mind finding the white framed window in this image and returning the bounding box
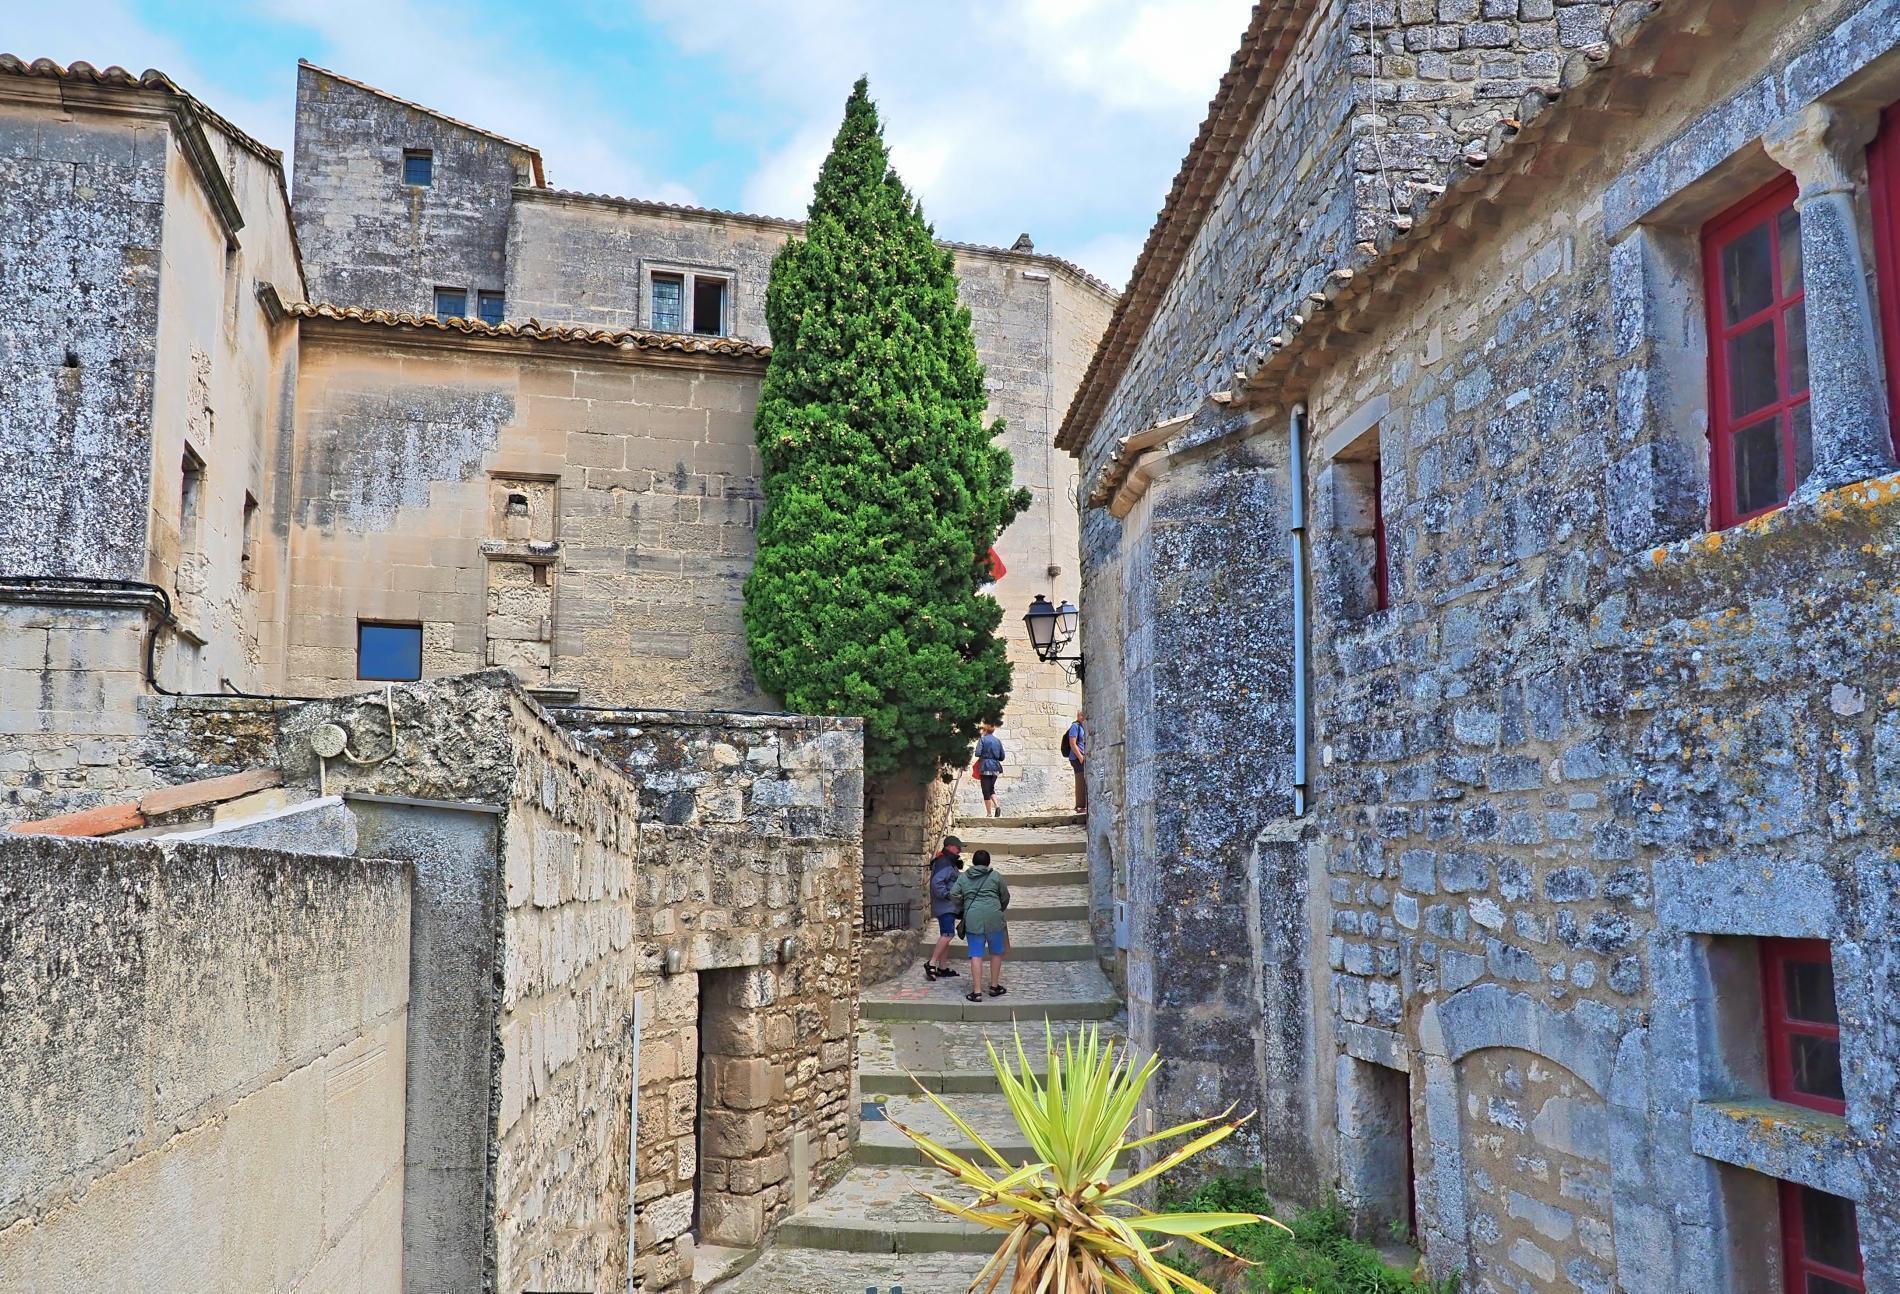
[646,266,730,336]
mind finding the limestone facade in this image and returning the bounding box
[1066,0,1900,1289]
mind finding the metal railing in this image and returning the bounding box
[862,901,914,932]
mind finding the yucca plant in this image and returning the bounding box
[888,1023,1289,1293]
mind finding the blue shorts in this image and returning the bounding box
[966,929,1006,958]
[936,912,957,937]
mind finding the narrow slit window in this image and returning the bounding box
[1762,937,1845,1114]
[477,291,505,326]
[180,445,205,545]
[240,491,258,587]
[357,622,423,682]
[1372,452,1389,612]
[651,273,684,332]
[693,276,728,336]
[1780,1182,1864,1293]
[434,286,468,320]
[403,149,433,186]
[1703,178,1809,527]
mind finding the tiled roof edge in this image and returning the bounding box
[521,186,1118,299]
[0,54,283,166]
[297,59,546,185]
[288,301,772,358]
[1054,0,1315,453]
[1080,1,1678,508]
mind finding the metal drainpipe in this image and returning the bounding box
[1289,402,1310,817]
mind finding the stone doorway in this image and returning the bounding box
[694,966,780,1249]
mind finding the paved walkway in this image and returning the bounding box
[707,815,1120,1293]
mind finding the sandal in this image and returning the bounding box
[935,964,958,976]
[924,965,941,980]
[966,992,983,1003]
[988,985,1008,998]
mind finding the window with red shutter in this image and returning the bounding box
[1780,1181,1865,1294]
[1761,938,1845,1115]
[1702,178,1810,527]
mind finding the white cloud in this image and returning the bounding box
[634,0,1251,279]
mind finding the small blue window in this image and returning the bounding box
[651,273,683,332]
[477,292,505,326]
[403,150,433,186]
[433,287,467,319]
[357,623,422,681]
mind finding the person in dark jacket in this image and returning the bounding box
[924,835,963,981]
[951,848,1010,1001]
[974,723,1006,817]
[1064,711,1088,812]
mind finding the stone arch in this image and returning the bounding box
[1415,988,1631,1291]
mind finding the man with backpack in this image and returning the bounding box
[973,723,1006,818]
[951,848,1010,1001]
[1063,710,1088,812]
[923,835,964,981]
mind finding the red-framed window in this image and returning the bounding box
[1762,938,1845,1115]
[1867,102,1900,452]
[1372,453,1390,612]
[1702,178,1810,527]
[1780,1182,1864,1293]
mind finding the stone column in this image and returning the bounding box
[1763,103,1896,498]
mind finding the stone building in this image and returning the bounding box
[0,55,1113,837]
[1065,0,1900,1290]
[0,672,864,1292]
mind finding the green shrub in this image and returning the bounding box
[1145,1177,1460,1294]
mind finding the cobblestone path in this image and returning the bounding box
[707,814,1122,1294]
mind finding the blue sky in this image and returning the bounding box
[9,1,1256,287]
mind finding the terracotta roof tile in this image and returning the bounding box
[289,301,771,358]
[0,54,283,165]
[524,187,1117,299]
[1054,0,1315,452]
[298,60,546,186]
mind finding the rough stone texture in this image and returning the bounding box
[0,834,410,1292]
[1071,0,1900,1288]
[292,63,536,316]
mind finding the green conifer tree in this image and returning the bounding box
[743,78,1028,780]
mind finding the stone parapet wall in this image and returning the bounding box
[0,835,411,1291]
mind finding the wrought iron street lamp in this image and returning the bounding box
[1023,594,1084,679]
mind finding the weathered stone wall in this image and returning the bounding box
[862,769,959,930]
[0,91,164,582]
[285,325,771,707]
[1082,0,1615,486]
[292,63,536,316]
[1078,0,1900,1288]
[0,834,411,1290]
[507,190,1112,807]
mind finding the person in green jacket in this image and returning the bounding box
[951,848,1010,1002]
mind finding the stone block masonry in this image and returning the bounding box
[0,834,411,1292]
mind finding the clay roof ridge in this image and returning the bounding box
[1054,0,1312,452]
[527,186,1117,298]
[0,54,283,166]
[287,300,771,357]
[297,59,546,185]
[1080,0,1676,509]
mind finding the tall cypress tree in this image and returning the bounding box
[743,78,1027,780]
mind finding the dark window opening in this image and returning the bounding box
[1762,938,1844,1114]
[477,291,505,326]
[506,492,530,515]
[1780,1182,1864,1293]
[240,492,258,587]
[1703,178,1810,527]
[1372,453,1390,612]
[693,277,728,336]
[1863,102,1900,454]
[651,273,684,332]
[403,149,433,186]
[358,622,423,681]
[434,286,468,320]
[180,445,205,544]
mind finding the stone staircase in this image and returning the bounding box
[707,814,1120,1293]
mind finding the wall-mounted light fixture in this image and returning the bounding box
[1023,594,1084,680]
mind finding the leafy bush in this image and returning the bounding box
[1147,1178,1459,1294]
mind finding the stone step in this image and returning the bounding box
[916,936,1094,962]
[971,811,1084,830]
[857,1093,1031,1165]
[857,1017,1130,1095]
[770,1165,999,1254]
[705,1245,991,1292]
[945,826,1084,857]
[860,960,1120,1023]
